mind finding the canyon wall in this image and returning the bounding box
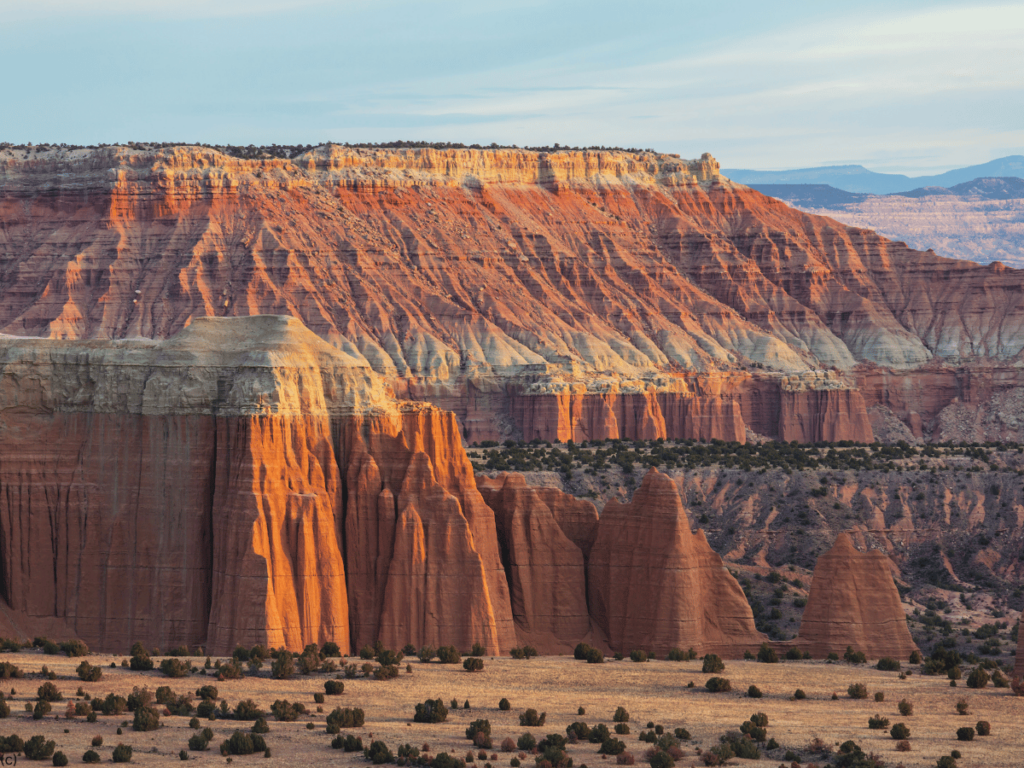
[7,144,1024,443]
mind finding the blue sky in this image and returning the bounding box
[1,0,1022,173]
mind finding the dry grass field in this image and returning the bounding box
[0,652,1020,767]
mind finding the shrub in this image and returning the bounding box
[82,751,101,764]
[966,667,990,689]
[629,650,648,663]
[701,655,724,673]
[584,646,604,664]
[464,658,484,672]
[794,688,806,700]
[327,707,365,728]
[373,664,400,680]
[909,650,922,664]
[466,720,492,747]
[189,732,211,751]
[76,662,102,682]
[673,728,690,741]
[847,683,868,699]
[0,663,22,679]
[613,707,629,723]
[747,685,762,699]
[617,753,635,765]
[271,653,294,679]
[895,740,910,752]
[195,685,218,701]
[53,751,69,766]
[32,700,52,719]
[843,646,866,664]
[270,699,307,722]
[956,726,974,741]
[517,733,536,751]
[61,640,89,657]
[868,715,890,730]
[418,646,436,662]
[877,657,901,671]
[414,699,448,724]
[365,741,395,764]
[588,724,611,744]
[437,646,461,664]
[614,723,630,735]
[756,644,778,663]
[160,658,191,678]
[955,698,969,715]
[495,697,510,711]
[129,652,154,671]
[599,738,626,755]
[785,647,803,660]
[874,691,884,702]
[705,677,731,693]
[220,731,267,755]
[112,744,133,763]
[332,734,364,752]
[519,709,546,727]
[91,736,103,747]
[133,706,160,731]
[566,722,591,741]
[37,682,63,702]
[890,723,910,740]
[234,699,263,720]
[24,735,57,760]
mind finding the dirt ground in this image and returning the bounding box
[0,652,1020,767]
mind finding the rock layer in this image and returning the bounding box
[587,469,765,656]
[796,533,918,659]
[16,144,1024,443]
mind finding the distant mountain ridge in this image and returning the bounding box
[748,177,1024,208]
[725,155,1024,194]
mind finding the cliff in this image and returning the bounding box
[7,144,1024,442]
[795,533,918,659]
[0,315,513,654]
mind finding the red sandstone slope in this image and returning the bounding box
[5,145,1024,442]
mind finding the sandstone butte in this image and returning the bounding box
[795,532,919,659]
[6,144,1024,445]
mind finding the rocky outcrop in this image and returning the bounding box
[587,469,764,656]
[796,533,918,659]
[477,473,598,651]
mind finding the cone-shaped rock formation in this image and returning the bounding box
[477,473,598,652]
[796,532,918,659]
[587,469,765,656]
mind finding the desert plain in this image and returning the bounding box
[1,651,1020,767]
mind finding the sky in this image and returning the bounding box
[1,0,1022,173]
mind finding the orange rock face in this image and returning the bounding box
[0,315,518,655]
[339,409,517,654]
[586,469,765,656]
[796,533,918,660]
[1016,626,1024,682]
[477,473,598,652]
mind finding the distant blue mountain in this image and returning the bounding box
[724,156,1024,195]
[746,177,1024,208]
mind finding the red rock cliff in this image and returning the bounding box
[21,144,1024,442]
[0,315,521,654]
[477,473,598,652]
